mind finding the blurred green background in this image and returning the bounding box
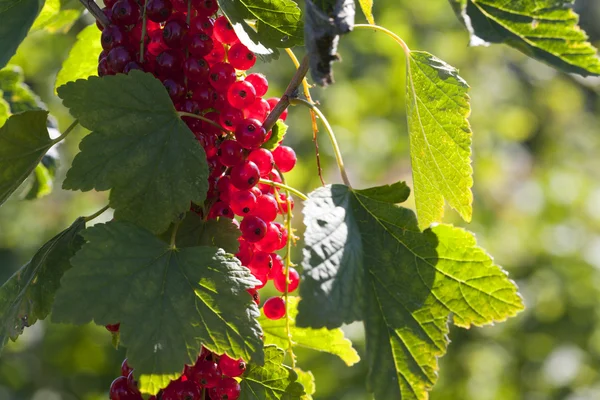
[2,0,600,399]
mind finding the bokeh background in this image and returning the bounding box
[2,0,600,399]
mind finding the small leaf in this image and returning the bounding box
[55,24,101,92]
[297,184,524,399]
[57,71,209,234]
[24,162,54,199]
[262,120,288,151]
[449,0,600,76]
[31,0,80,33]
[0,0,45,68]
[0,66,45,113]
[52,221,264,395]
[358,0,374,24]
[294,368,315,400]
[259,296,359,366]
[240,345,305,400]
[0,110,51,206]
[406,51,473,229]
[0,217,85,352]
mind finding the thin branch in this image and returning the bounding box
[262,55,310,132]
[84,205,110,222]
[79,0,111,28]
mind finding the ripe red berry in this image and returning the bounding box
[106,323,120,332]
[189,16,214,36]
[98,57,110,76]
[248,251,272,276]
[187,33,214,58]
[193,0,219,17]
[218,354,246,378]
[147,29,167,56]
[106,46,132,73]
[155,49,184,78]
[243,97,270,123]
[230,160,260,190]
[240,215,267,242]
[213,16,238,44]
[247,148,274,176]
[209,201,234,219]
[209,62,236,91]
[161,380,202,400]
[183,57,210,81]
[146,0,173,22]
[263,297,286,320]
[230,190,257,216]
[163,18,188,48]
[218,140,245,167]
[205,41,226,64]
[121,358,133,377]
[277,193,294,213]
[109,376,140,400]
[123,61,143,74]
[235,118,267,149]
[255,222,285,253]
[247,288,260,305]
[101,25,128,51]
[111,0,140,26]
[272,145,296,173]
[163,78,185,102]
[236,238,254,265]
[219,106,244,131]
[228,42,256,70]
[245,73,268,97]
[227,80,256,109]
[251,194,278,222]
[273,267,300,293]
[190,360,221,388]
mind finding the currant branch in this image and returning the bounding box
[50,120,79,145]
[257,179,308,201]
[83,205,110,222]
[78,0,110,28]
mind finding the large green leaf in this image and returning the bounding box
[57,71,209,234]
[52,221,264,395]
[0,110,52,205]
[0,217,85,352]
[54,24,101,92]
[258,296,360,366]
[406,51,473,229]
[218,0,303,50]
[297,183,524,400]
[0,0,45,68]
[449,0,600,76]
[31,0,80,33]
[240,345,305,400]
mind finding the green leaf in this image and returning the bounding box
[0,0,45,68]
[406,51,473,229]
[0,110,52,206]
[57,71,209,234]
[240,345,305,400]
[358,0,374,24]
[262,120,288,151]
[24,162,54,199]
[218,0,303,49]
[297,184,524,400]
[52,221,264,395]
[258,296,359,366]
[0,95,9,126]
[294,368,315,400]
[31,0,80,33]
[0,66,45,113]
[355,181,410,204]
[54,24,101,92]
[160,211,241,253]
[449,0,600,76]
[0,217,85,352]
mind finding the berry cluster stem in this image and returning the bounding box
[83,205,110,222]
[78,0,110,28]
[257,179,308,201]
[354,24,411,57]
[51,120,79,145]
[177,112,226,133]
[139,2,148,63]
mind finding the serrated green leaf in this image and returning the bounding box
[355,181,410,204]
[406,51,473,229]
[0,66,45,113]
[240,345,305,400]
[24,162,54,199]
[31,0,80,33]
[218,0,303,50]
[449,0,600,76]
[294,368,315,400]
[160,212,240,253]
[297,184,523,400]
[0,110,52,206]
[358,0,374,24]
[0,0,45,68]
[54,24,101,92]
[57,71,209,234]
[262,120,288,150]
[52,221,264,395]
[258,296,359,366]
[0,217,85,352]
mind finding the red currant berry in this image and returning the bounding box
[121,358,133,377]
[218,140,245,167]
[205,41,225,64]
[191,83,214,108]
[155,49,183,77]
[109,376,140,400]
[277,193,294,213]
[209,62,236,91]
[106,323,120,332]
[126,371,140,393]
[273,267,300,293]
[146,0,172,22]
[189,16,214,36]
[230,190,257,216]
[245,73,268,97]
[98,57,111,76]
[251,194,278,222]
[106,46,132,73]
[235,238,253,265]
[272,145,297,173]
[101,25,128,51]
[274,221,288,248]
[263,297,286,320]
[183,57,210,81]
[213,16,238,44]
[147,29,167,56]
[255,222,285,253]
[218,354,246,378]
[123,61,143,73]
[247,288,260,305]
[187,33,214,58]
[267,97,288,120]
[162,78,186,102]
[190,360,221,388]
[230,160,260,190]
[247,148,274,176]
[209,201,234,219]
[219,106,244,131]
[228,42,256,70]
[243,97,270,123]
[111,0,140,26]
[161,380,202,400]
[227,80,256,109]
[235,118,267,149]
[163,18,188,48]
[240,215,267,242]
[193,0,219,17]
[248,251,272,276]
[170,0,188,12]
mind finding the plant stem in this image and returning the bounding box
[170,220,181,249]
[284,48,325,185]
[78,0,110,28]
[84,205,110,222]
[290,98,352,187]
[51,120,79,145]
[258,179,308,201]
[177,112,227,133]
[354,24,411,57]
[262,55,310,133]
[139,2,148,63]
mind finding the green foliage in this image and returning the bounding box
[0,217,84,352]
[52,221,264,395]
[57,71,209,234]
[258,296,360,366]
[0,0,45,68]
[0,66,44,112]
[263,119,288,150]
[54,24,101,91]
[406,51,473,229]
[294,368,315,399]
[31,0,80,33]
[240,345,305,400]
[24,161,55,199]
[450,0,600,76]
[298,183,523,399]
[0,110,52,205]
[358,0,374,24]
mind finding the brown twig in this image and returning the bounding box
[262,55,310,133]
[79,0,110,28]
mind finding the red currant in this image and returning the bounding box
[190,360,221,388]
[235,238,254,265]
[272,145,297,173]
[101,25,128,51]
[213,16,238,44]
[218,140,245,167]
[109,376,140,400]
[121,358,133,377]
[161,380,202,400]
[230,160,260,190]
[209,201,234,219]
[183,57,210,81]
[205,41,226,64]
[248,251,272,276]
[240,215,267,242]
[267,97,288,120]
[272,267,300,293]
[146,0,172,22]
[155,49,184,78]
[245,73,268,97]
[235,118,267,149]
[227,80,256,109]
[218,354,246,378]
[189,16,214,36]
[263,297,286,320]
[251,194,278,222]
[163,18,188,48]
[187,33,214,58]
[243,97,270,123]
[193,0,219,17]
[247,288,260,305]
[111,0,140,26]
[229,190,257,216]
[106,323,120,332]
[247,148,274,176]
[228,42,256,70]
[209,62,236,91]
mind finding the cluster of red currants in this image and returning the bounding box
[97,0,302,397]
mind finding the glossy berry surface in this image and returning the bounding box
[210,377,241,400]
[161,380,201,400]
[228,42,256,70]
[227,80,256,110]
[111,0,140,26]
[146,0,172,22]
[209,62,236,91]
[263,297,286,320]
[230,160,260,190]
[218,354,246,378]
[245,73,268,97]
[272,267,300,293]
[162,18,188,48]
[273,145,297,173]
[230,190,257,216]
[190,360,221,388]
[213,16,238,44]
[235,119,267,149]
[240,215,267,242]
[109,376,140,400]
